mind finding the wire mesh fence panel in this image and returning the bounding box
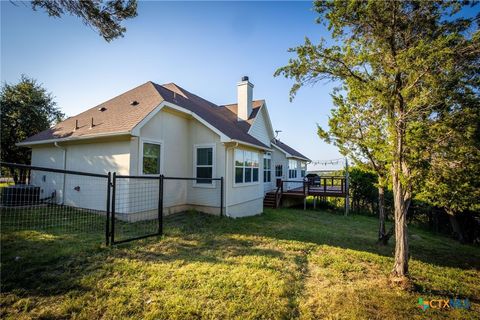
[0,163,109,245]
[111,175,161,244]
[110,175,223,244]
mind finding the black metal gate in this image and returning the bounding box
[108,175,224,244]
[108,173,164,245]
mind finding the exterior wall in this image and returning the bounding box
[139,109,190,209]
[30,140,130,210]
[285,159,306,191]
[29,106,274,219]
[224,147,264,218]
[249,107,273,146]
[271,146,308,191]
[135,108,226,216]
[30,146,65,202]
[187,120,225,208]
[138,108,264,218]
[227,197,263,218]
[263,151,275,193]
[269,148,289,193]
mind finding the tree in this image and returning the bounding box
[275,1,479,281]
[418,101,480,243]
[30,0,137,42]
[1,75,64,172]
[318,95,391,244]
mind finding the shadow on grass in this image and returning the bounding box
[1,208,479,301]
[162,209,480,270]
[1,229,106,296]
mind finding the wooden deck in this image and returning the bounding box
[265,176,348,209]
[265,176,349,212]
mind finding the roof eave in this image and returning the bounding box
[16,131,132,147]
[271,142,310,162]
[230,139,272,151]
[287,155,311,162]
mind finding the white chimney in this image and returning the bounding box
[237,76,253,121]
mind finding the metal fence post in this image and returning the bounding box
[111,172,116,244]
[158,174,164,235]
[220,177,224,217]
[105,172,111,246]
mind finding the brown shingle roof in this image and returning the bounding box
[272,139,310,161]
[223,100,264,125]
[20,81,269,149]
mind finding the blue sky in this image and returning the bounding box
[2,1,476,170]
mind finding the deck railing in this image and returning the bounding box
[308,176,346,194]
[281,180,308,196]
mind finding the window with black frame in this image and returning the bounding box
[142,142,161,175]
[275,164,283,177]
[195,147,213,184]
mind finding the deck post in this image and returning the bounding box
[313,196,317,209]
[303,197,306,210]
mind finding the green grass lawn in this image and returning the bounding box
[1,208,479,319]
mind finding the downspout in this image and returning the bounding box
[54,142,66,205]
[224,142,238,217]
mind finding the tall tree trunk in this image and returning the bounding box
[377,185,394,245]
[446,209,465,243]
[391,105,411,279]
[378,186,386,239]
[391,168,411,278]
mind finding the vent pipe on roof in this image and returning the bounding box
[74,119,79,131]
[237,76,253,121]
[90,117,95,129]
[130,100,139,106]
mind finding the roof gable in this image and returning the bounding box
[247,105,274,146]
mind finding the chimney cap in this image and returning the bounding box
[241,76,249,82]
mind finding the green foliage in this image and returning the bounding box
[275,0,479,274]
[0,75,64,164]
[348,167,378,212]
[418,104,480,214]
[275,1,479,189]
[31,0,137,42]
[317,95,389,182]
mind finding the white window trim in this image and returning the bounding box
[300,161,307,178]
[275,164,283,178]
[288,159,298,179]
[263,153,272,184]
[139,138,164,176]
[193,143,216,188]
[233,149,260,188]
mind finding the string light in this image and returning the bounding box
[310,157,345,166]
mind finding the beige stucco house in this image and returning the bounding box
[18,77,309,218]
